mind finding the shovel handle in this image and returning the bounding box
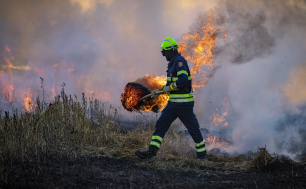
[139,91,164,102]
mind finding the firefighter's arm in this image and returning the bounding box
[174,61,188,89]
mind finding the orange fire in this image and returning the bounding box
[210,108,225,126]
[178,18,226,88]
[133,74,169,111]
[3,46,14,72]
[204,134,229,146]
[209,97,230,127]
[0,46,15,104]
[141,94,168,112]
[122,74,169,112]
[22,87,33,112]
[1,46,36,112]
[2,46,31,71]
[133,74,167,91]
[121,83,144,112]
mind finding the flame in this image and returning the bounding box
[133,74,167,91]
[22,87,33,112]
[210,108,225,126]
[151,76,167,88]
[209,97,230,127]
[204,134,229,146]
[121,84,144,112]
[1,46,31,71]
[132,74,169,111]
[178,18,226,88]
[121,75,169,112]
[1,46,36,112]
[3,46,14,72]
[1,65,31,70]
[0,46,15,104]
[141,94,168,112]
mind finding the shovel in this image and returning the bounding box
[139,91,164,102]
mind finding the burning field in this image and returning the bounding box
[1,0,306,188]
[0,95,305,188]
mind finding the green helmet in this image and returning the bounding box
[161,37,178,51]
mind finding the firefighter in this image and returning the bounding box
[135,37,207,159]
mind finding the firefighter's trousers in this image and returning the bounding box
[149,103,206,156]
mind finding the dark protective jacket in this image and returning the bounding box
[166,53,194,106]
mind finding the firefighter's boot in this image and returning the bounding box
[135,147,158,159]
[197,150,208,160]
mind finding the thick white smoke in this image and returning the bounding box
[191,0,306,156]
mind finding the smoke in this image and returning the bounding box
[184,8,274,64]
[1,0,306,156]
[191,0,306,156]
[223,0,306,64]
[225,9,274,63]
[0,0,168,108]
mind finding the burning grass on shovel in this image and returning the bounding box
[121,82,168,113]
[121,82,151,112]
[0,90,305,188]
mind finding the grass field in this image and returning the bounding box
[0,91,305,188]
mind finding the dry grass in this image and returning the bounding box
[0,89,302,186]
[0,89,197,167]
[0,90,119,163]
[248,147,273,169]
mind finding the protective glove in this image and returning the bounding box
[163,82,179,94]
[162,86,172,94]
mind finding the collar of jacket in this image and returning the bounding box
[167,53,181,71]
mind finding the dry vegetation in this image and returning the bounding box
[0,90,305,188]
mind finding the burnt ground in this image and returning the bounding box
[1,155,305,189]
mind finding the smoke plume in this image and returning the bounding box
[191,0,306,156]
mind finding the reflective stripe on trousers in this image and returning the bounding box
[150,135,163,148]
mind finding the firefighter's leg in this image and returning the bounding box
[177,106,207,158]
[135,104,177,159]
